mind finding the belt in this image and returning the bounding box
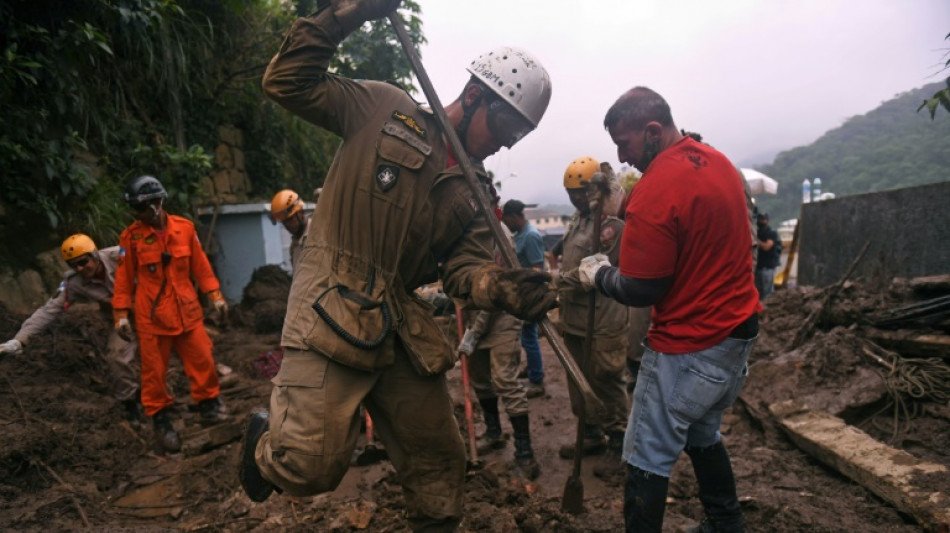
[728,313,758,340]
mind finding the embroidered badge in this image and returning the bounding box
[119,247,126,257]
[144,236,156,245]
[376,165,400,192]
[392,110,426,138]
[147,264,157,273]
[131,234,142,240]
[601,225,617,243]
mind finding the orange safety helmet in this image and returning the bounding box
[61,233,98,262]
[269,189,303,224]
[563,156,600,189]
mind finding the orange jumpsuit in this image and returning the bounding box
[112,214,221,416]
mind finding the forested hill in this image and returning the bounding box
[754,82,950,223]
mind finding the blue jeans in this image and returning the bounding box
[623,336,755,477]
[755,267,775,300]
[520,322,544,384]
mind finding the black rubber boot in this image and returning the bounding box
[510,414,540,480]
[624,465,669,533]
[198,396,228,425]
[685,440,744,533]
[239,408,280,502]
[558,424,606,459]
[122,399,143,422]
[476,398,506,455]
[152,408,181,453]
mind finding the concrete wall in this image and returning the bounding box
[798,181,950,287]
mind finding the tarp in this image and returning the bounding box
[741,168,779,195]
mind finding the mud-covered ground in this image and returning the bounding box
[0,271,947,532]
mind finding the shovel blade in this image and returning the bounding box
[561,475,584,514]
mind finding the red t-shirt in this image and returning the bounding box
[620,137,761,353]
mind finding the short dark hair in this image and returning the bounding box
[757,212,769,220]
[502,199,526,216]
[604,86,674,131]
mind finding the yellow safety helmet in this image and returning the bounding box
[563,156,600,190]
[61,234,98,262]
[270,189,303,224]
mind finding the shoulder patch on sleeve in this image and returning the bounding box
[392,110,426,138]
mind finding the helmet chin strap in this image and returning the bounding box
[455,86,484,155]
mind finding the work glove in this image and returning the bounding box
[208,289,229,326]
[0,339,23,356]
[472,266,557,323]
[578,253,611,291]
[332,0,402,34]
[457,328,479,356]
[114,310,134,342]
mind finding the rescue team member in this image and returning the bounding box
[269,189,311,270]
[554,157,632,482]
[0,234,142,421]
[458,197,540,480]
[238,2,556,531]
[579,86,760,533]
[112,175,228,453]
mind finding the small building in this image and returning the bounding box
[197,202,314,302]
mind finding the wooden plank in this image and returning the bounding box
[865,328,950,359]
[909,275,950,292]
[180,419,243,457]
[770,399,950,533]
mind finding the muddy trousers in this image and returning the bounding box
[256,346,466,533]
[104,330,140,402]
[137,326,220,417]
[562,333,629,434]
[469,341,529,417]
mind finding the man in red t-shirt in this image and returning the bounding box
[579,86,760,533]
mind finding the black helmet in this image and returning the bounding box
[124,175,167,204]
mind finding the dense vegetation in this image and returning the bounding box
[754,82,950,223]
[0,0,423,265]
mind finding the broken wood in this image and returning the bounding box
[770,399,950,532]
[37,460,91,528]
[909,275,950,293]
[792,240,871,348]
[180,419,243,456]
[865,328,950,359]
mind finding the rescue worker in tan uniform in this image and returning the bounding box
[269,189,311,270]
[555,157,633,478]
[457,197,540,479]
[238,2,556,531]
[0,234,142,420]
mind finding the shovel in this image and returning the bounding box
[561,180,606,514]
[355,411,388,466]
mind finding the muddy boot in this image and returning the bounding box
[152,408,181,453]
[476,398,507,455]
[624,465,669,533]
[240,408,280,502]
[198,396,228,425]
[510,414,540,480]
[558,424,606,459]
[593,430,626,485]
[685,440,744,533]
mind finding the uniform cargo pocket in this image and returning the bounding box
[397,295,456,376]
[271,352,328,456]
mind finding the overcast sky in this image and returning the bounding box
[410,0,949,206]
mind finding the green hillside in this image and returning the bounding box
[754,82,950,223]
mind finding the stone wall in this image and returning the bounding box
[0,247,66,315]
[200,125,253,205]
[798,181,950,287]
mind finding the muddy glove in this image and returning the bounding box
[332,0,402,34]
[579,253,611,291]
[472,266,557,323]
[457,328,479,356]
[0,339,23,356]
[114,309,134,342]
[208,289,229,326]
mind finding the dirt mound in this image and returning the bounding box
[236,265,292,333]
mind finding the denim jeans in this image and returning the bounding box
[755,267,775,300]
[520,322,544,384]
[623,335,755,476]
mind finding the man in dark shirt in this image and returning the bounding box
[755,213,781,301]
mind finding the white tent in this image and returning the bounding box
[740,168,778,195]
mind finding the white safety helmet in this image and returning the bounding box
[466,46,552,128]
